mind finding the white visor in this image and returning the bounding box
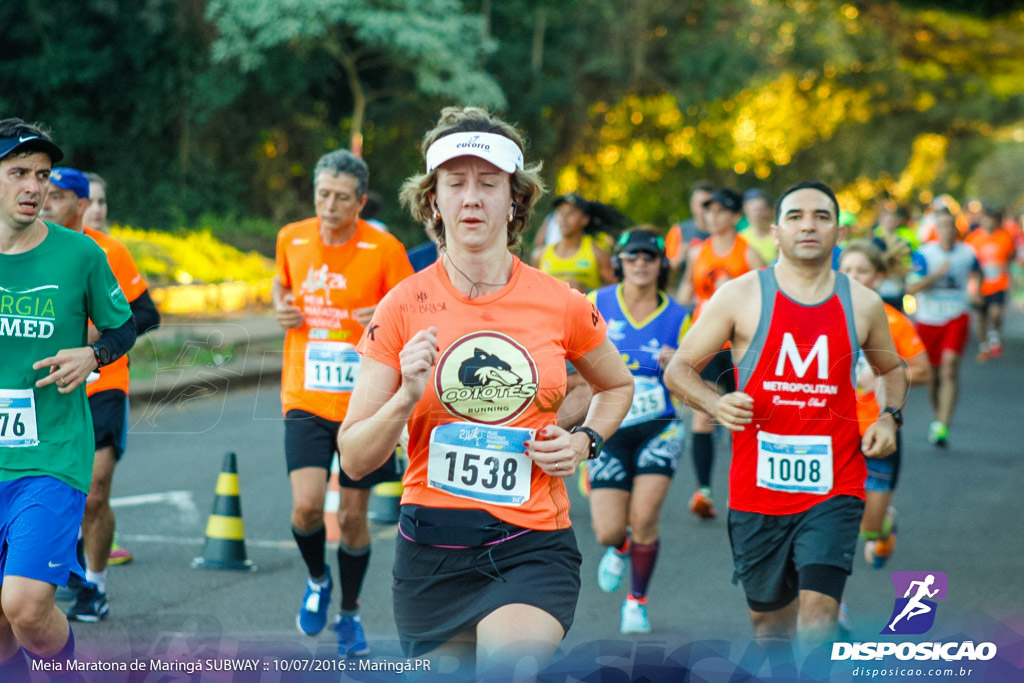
[425,132,524,174]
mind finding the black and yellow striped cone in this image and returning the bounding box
[192,452,255,571]
[367,481,403,523]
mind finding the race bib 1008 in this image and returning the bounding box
[756,431,833,495]
[427,422,535,506]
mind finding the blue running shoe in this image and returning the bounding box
[56,573,84,602]
[296,574,332,636]
[332,614,370,657]
[597,546,628,593]
[65,582,109,622]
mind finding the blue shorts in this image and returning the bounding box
[589,419,684,490]
[0,476,86,587]
[865,431,902,493]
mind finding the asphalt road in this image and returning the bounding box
[69,321,1024,680]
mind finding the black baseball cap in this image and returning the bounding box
[0,133,64,164]
[617,229,665,256]
[703,188,743,213]
[553,193,592,215]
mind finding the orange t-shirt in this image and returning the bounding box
[965,228,1016,296]
[855,304,926,434]
[665,224,683,263]
[84,227,148,397]
[691,234,754,307]
[357,258,607,530]
[277,218,413,421]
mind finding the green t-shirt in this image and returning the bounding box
[0,223,132,492]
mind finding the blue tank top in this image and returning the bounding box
[591,284,690,426]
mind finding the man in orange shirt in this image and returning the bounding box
[273,150,412,656]
[676,188,764,519]
[41,167,160,622]
[666,181,714,281]
[965,205,1016,360]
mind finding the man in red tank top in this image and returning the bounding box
[666,181,907,658]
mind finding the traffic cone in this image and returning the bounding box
[368,481,403,523]
[324,459,342,542]
[192,452,255,571]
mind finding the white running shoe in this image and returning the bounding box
[620,597,651,634]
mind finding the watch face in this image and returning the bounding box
[94,345,110,364]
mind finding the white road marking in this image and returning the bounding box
[111,490,201,526]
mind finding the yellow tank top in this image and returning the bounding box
[739,227,777,264]
[538,234,603,291]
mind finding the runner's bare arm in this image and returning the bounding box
[665,280,750,426]
[904,260,949,295]
[337,326,438,480]
[529,338,633,478]
[905,350,932,386]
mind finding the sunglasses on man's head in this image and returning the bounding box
[620,251,659,263]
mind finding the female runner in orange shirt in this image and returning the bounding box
[337,107,633,678]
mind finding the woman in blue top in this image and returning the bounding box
[585,228,690,634]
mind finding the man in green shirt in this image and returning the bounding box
[0,118,135,679]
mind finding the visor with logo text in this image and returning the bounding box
[425,132,524,174]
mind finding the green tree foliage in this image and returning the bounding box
[2,0,1022,248]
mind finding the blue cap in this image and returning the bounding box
[743,188,768,203]
[50,167,90,198]
[0,134,64,164]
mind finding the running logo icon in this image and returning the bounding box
[882,571,948,635]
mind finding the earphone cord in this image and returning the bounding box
[441,248,516,299]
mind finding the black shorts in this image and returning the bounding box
[699,348,736,394]
[284,409,400,489]
[89,389,128,460]
[589,419,684,491]
[973,289,1006,313]
[728,495,864,609]
[393,505,581,657]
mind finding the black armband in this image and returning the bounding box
[93,315,138,366]
[129,289,161,336]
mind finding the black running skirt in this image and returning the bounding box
[393,505,582,657]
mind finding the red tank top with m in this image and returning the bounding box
[731,267,864,515]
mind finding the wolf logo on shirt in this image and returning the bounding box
[458,349,524,392]
[436,332,539,425]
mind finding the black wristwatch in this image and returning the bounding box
[879,406,903,428]
[90,343,112,368]
[571,426,604,460]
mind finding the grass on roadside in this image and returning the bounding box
[128,333,283,381]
